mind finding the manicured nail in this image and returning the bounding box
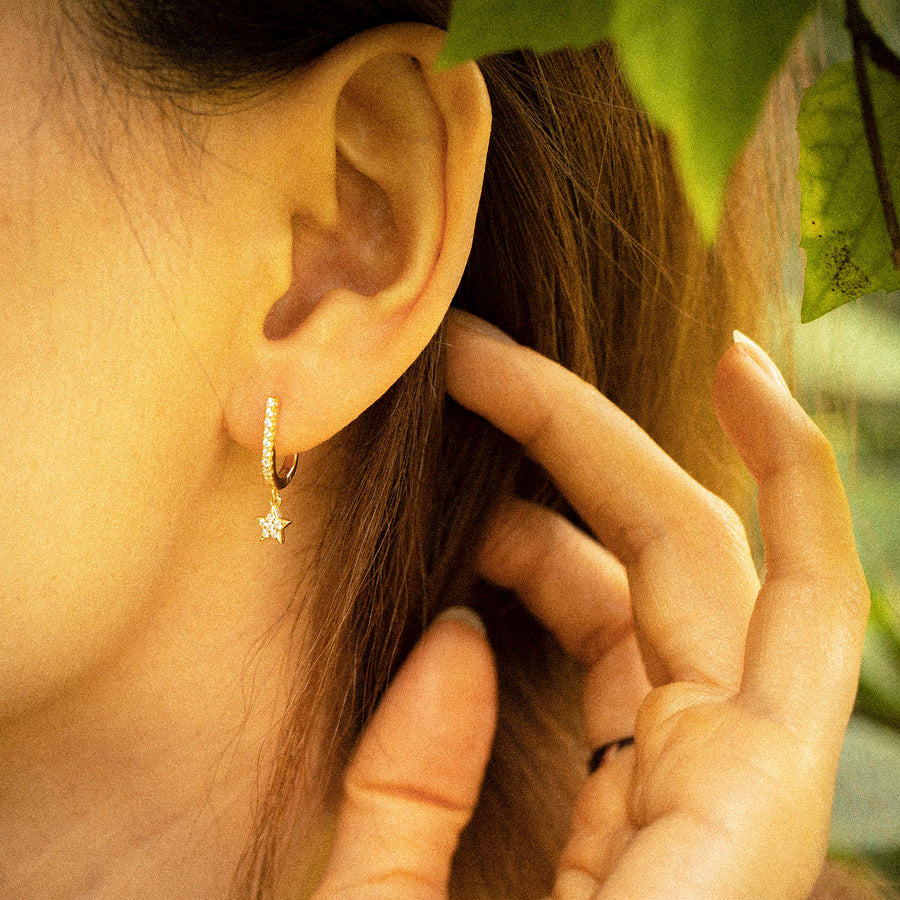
[448,309,518,345]
[435,605,487,637]
[733,330,791,394]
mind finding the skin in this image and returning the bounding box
[0,8,491,897]
[313,314,870,899]
[0,4,869,898]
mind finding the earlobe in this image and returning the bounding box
[223,25,491,457]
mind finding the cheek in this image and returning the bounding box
[0,275,220,721]
[0,34,250,724]
[0,145,230,718]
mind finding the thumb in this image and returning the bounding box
[312,608,497,900]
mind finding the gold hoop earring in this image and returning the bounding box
[257,397,299,544]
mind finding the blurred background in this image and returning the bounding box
[792,292,900,888]
[788,1,900,888]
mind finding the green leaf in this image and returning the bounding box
[799,60,900,323]
[438,0,614,68]
[608,0,816,240]
[440,0,815,240]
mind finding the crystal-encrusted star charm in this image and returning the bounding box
[258,503,290,543]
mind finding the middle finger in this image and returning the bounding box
[476,497,651,746]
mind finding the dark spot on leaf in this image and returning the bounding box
[824,244,872,299]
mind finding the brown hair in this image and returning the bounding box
[252,43,773,898]
[64,1,863,897]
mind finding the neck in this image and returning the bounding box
[0,448,327,899]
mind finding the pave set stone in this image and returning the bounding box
[258,397,291,543]
[262,397,278,486]
[258,503,290,543]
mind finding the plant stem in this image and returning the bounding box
[845,0,900,79]
[846,0,900,268]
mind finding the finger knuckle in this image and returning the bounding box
[541,508,580,561]
[780,569,871,630]
[516,379,558,454]
[481,502,563,587]
[701,492,747,541]
[657,491,747,561]
[795,416,839,472]
[834,571,872,624]
[604,489,746,569]
[603,512,667,567]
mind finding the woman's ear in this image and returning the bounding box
[219,24,491,455]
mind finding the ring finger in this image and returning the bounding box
[476,497,650,747]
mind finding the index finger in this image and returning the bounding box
[445,310,758,688]
[445,312,708,564]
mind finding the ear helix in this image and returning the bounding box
[257,397,299,544]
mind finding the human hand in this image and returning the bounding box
[311,311,870,899]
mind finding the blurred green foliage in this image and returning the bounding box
[439,0,814,239]
[793,295,900,888]
[441,0,900,310]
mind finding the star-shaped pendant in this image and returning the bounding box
[258,504,290,543]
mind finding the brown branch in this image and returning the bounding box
[845,0,900,79]
[846,0,900,268]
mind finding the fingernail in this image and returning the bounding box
[447,309,518,345]
[435,605,487,637]
[732,330,791,394]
